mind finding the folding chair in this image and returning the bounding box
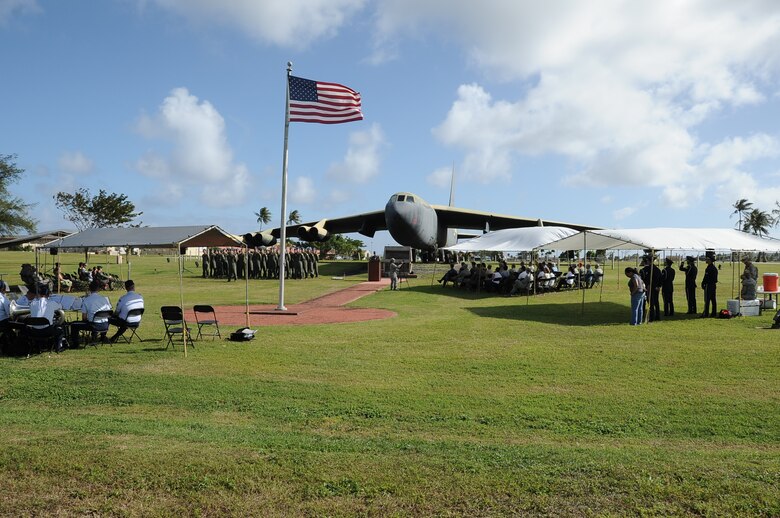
[124,307,144,343]
[193,305,221,340]
[85,309,113,347]
[23,317,61,355]
[116,307,144,343]
[160,306,193,349]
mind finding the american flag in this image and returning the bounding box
[288,75,363,124]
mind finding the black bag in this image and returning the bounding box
[229,328,256,342]
[718,309,733,319]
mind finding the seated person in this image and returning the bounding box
[583,264,594,287]
[0,281,11,352]
[437,263,459,287]
[27,283,65,347]
[69,280,113,348]
[15,284,37,308]
[94,265,114,290]
[455,262,471,287]
[108,280,144,343]
[509,267,531,296]
[563,266,577,288]
[53,262,72,292]
[78,263,92,282]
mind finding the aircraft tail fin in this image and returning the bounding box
[448,163,455,207]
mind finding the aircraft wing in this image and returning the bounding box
[432,205,599,232]
[270,210,387,239]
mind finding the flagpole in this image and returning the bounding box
[277,61,292,311]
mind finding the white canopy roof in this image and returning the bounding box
[41,225,243,249]
[444,226,579,252]
[541,228,780,252]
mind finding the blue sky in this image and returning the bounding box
[2,0,780,250]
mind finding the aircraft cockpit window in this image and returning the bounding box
[397,195,406,202]
[406,196,415,203]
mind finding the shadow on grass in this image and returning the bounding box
[468,302,629,326]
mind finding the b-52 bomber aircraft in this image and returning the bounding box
[244,192,597,252]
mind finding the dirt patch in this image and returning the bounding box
[184,279,396,327]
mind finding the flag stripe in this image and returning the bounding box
[288,75,363,124]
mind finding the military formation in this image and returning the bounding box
[201,247,319,281]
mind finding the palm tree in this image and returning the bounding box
[287,210,301,226]
[253,207,272,229]
[772,201,780,227]
[743,208,772,237]
[731,198,753,230]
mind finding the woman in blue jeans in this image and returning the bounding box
[625,267,646,325]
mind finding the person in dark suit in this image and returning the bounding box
[201,251,209,278]
[701,256,718,317]
[640,257,662,322]
[679,256,698,314]
[661,257,675,316]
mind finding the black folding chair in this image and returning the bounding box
[193,305,221,340]
[23,317,61,355]
[160,306,193,349]
[117,307,144,343]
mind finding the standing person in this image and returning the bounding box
[108,280,144,343]
[226,250,237,282]
[679,256,698,314]
[388,258,400,291]
[701,256,718,318]
[201,250,209,278]
[625,267,646,325]
[69,280,112,347]
[661,257,676,316]
[640,257,662,322]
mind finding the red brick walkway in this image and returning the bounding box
[184,278,396,327]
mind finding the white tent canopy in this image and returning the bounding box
[445,226,579,252]
[540,228,780,252]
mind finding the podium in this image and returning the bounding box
[368,259,381,282]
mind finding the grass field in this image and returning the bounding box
[1,251,778,516]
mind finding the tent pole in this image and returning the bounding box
[126,245,131,280]
[581,232,587,315]
[178,243,187,358]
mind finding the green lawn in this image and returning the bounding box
[0,251,778,516]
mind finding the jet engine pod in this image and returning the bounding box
[297,225,329,242]
[243,231,276,247]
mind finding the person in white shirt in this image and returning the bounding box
[69,280,112,348]
[26,284,65,350]
[108,280,144,343]
[0,281,11,326]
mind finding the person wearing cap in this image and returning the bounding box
[108,280,144,343]
[640,256,662,322]
[661,257,676,317]
[679,256,698,314]
[69,280,112,347]
[701,256,718,318]
[388,258,400,290]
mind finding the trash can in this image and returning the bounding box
[763,273,779,292]
[368,258,381,282]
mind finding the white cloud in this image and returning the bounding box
[426,166,453,188]
[290,176,316,205]
[326,123,385,184]
[0,0,39,25]
[613,206,638,221]
[58,151,94,175]
[145,0,365,48]
[133,87,252,207]
[380,1,780,205]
